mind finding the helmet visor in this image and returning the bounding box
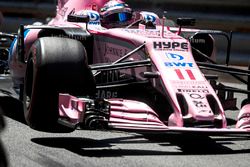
[104,12,132,23]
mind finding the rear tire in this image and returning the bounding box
[23,37,95,132]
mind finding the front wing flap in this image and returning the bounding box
[58,94,250,135]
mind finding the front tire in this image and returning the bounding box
[23,37,95,132]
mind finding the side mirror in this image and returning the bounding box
[176,18,196,35]
[17,24,25,63]
[176,18,196,27]
[67,14,90,23]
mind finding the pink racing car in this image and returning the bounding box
[1,0,250,134]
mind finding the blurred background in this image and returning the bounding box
[0,0,249,65]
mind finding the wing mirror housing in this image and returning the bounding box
[176,18,196,35]
[176,18,196,27]
[67,14,90,23]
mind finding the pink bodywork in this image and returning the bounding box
[50,0,109,25]
[9,0,250,134]
[53,0,249,133]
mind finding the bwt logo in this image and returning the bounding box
[145,14,156,23]
[166,53,184,61]
[88,12,100,22]
[164,62,193,67]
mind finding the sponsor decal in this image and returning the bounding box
[153,41,188,50]
[174,69,196,80]
[165,62,193,68]
[177,89,209,93]
[144,14,156,23]
[140,11,158,24]
[175,69,185,80]
[190,38,206,44]
[172,82,208,89]
[189,93,210,110]
[85,11,101,25]
[76,10,100,25]
[198,110,211,113]
[186,69,195,80]
[96,90,118,99]
[176,84,209,93]
[165,53,193,68]
[193,100,208,108]
[51,34,87,40]
[166,69,204,81]
[189,93,204,99]
[124,29,161,37]
[88,22,100,25]
[171,81,207,86]
[88,12,100,22]
[91,4,98,11]
[104,44,128,58]
[166,53,184,61]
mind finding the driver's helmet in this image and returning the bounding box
[100,0,133,28]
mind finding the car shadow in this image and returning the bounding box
[2,85,250,157]
[0,95,77,133]
[143,133,250,155]
[226,117,237,126]
[0,96,25,124]
[31,132,250,157]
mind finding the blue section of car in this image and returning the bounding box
[24,29,31,40]
[89,12,100,21]
[9,29,30,60]
[164,62,193,67]
[115,3,125,8]
[166,53,184,61]
[145,14,156,23]
[9,38,17,57]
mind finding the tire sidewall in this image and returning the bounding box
[23,37,95,131]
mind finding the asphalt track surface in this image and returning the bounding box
[1,74,250,167]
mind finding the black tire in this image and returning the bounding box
[0,110,7,167]
[23,37,95,132]
[0,139,7,167]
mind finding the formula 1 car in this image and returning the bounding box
[0,0,250,134]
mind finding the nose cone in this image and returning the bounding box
[192,110,215,121]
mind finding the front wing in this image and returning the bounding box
[58,94,250,135]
